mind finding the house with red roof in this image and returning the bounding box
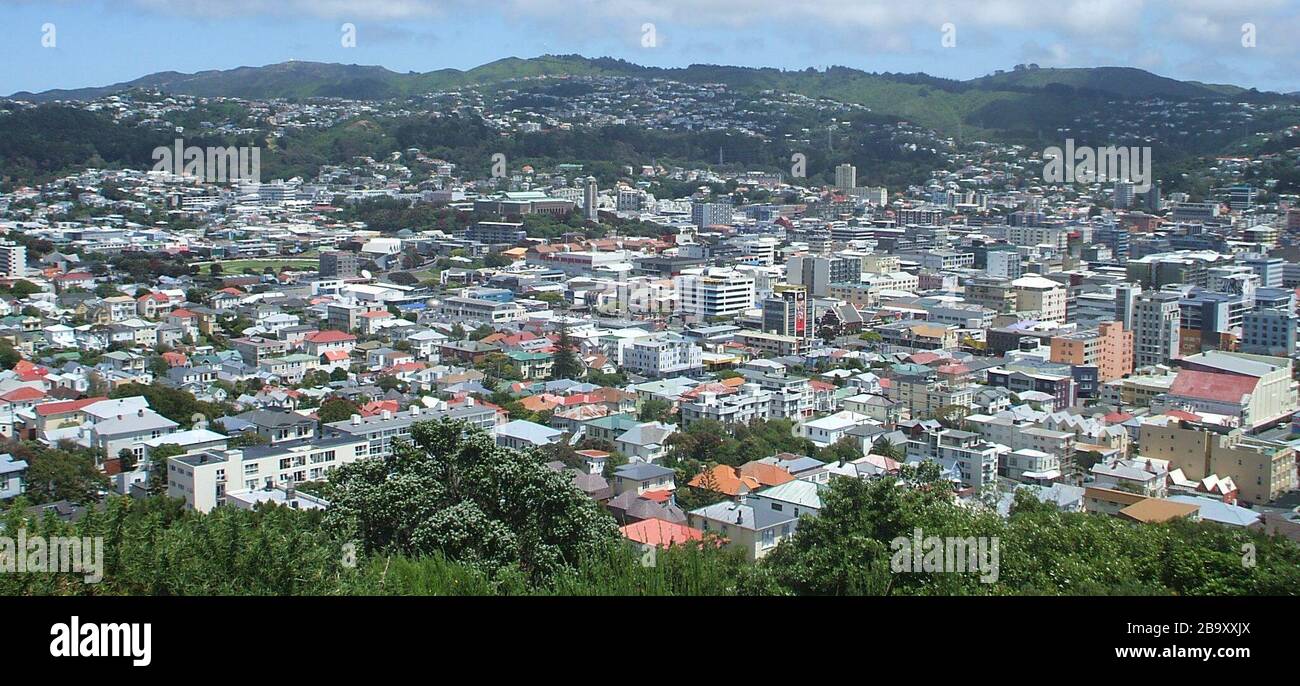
[18,396,108,440]
[359,399,401,417]
[358,310,394,336]
[0,385,47,417]
[621,518,704,550]
[166,308,203,337]
[136,292,174,319]
[303,330,357,357]
[319,348,352,371]
[52,272,94,293]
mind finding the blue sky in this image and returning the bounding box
[3,0,1298,96]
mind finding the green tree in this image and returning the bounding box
[228,432,271,448]
[872,436,904,460]
[23,446,109,504]
[638,398,673,423]
[551,324,584,380]
[317,397,361,424]
[145,443,187,496]
[820,436,862,465]
[0,341,21,370]
[324,418,619,582]
[10,280,42,298]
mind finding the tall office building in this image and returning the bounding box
[1241,308,1299,357]
[583,176,598,221]
[1133,291,1182,369]
[319,251,359,279]
[834,163,856,191]
[691,201,733,229]
[678,268,755,319]
[1113,180,1134,209]
[1228,184,1256,211]
[1242,253,1284,289]
[1115,283,1141,332]
[762,284,808,338]
[786,254,861,297]
[0,240,26,278]
[1143,183,1162,212]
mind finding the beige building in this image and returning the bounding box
[861,253,901,275]
[964,277,1018,314]
[1100,370,1177,407]
[1138,418,1297,505]
[1011,275,1067,322]
[891,376,977,420]
[688,499,799,562]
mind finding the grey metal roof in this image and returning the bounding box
[690,499,796,530]
[614,462,674,480]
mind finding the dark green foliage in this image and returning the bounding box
[109,383,228,426]
[551,325,583,380]
[316,397,360,424]
[4,440,109,504]
[324,418,619,583]
[0,496,361,595]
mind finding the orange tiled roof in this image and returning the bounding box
[739,461,796,487]
[620,518,704,547]
[689,464,760,496]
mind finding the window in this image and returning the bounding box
[762,529,776,547]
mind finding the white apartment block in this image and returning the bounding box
[0,240,26,278]
[167,435,368,512]
[438,296,525,324]
[680,384,773,428]
[678,268,755,319]
[621,333,703,379]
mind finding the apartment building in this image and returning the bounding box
[785,254,861,297]
[985,367,1077,411]
[0,240,27,278]
[964,277,1018,314]
[1050,321,1133,382]
[1132,290,1182,368]
[890,374,977,420]
[166,436,368,512]
[1138,419,1296,504]
[1003,448,1060,482]
[1240,308,1298,357]
[905,427,1003,491]
[621,333,704,379]
[678,268,755,319]
[965,414,1076,464]
[680,384,773,428]
[323,402,498,459]
[735,330,808,356]
[1011,275,1067,322]
[438,296,526,324]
